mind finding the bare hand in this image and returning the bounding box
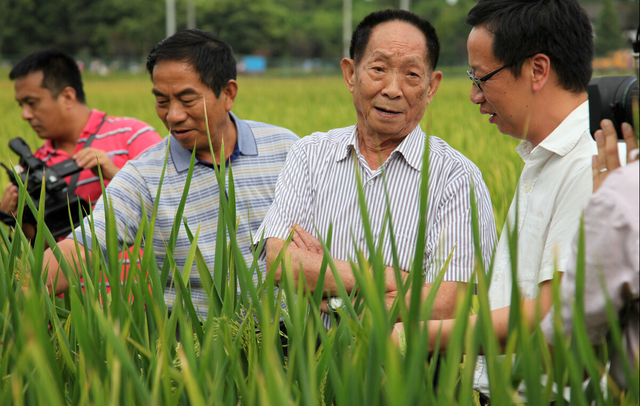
[593,120,638,192]
[0,183,18,214]
[289,224,324,255]
[73,148,120,180]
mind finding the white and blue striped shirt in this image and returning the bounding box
[257,124,496,283]
[73,112,299,318]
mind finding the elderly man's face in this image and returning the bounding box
[342,21,441,141]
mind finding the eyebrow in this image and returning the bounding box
[16,95,36,103]
[151,88,199,98]
[368,51,426,67]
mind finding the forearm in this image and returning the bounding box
[385,281,466,321]
[43,239,91,295]
[266,238,397,295]
[430,283,554,353]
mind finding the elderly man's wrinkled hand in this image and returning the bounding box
[593,120,638,192]
[289,224,324,255]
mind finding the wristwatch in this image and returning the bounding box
[327,297,346,321]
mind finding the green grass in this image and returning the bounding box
[0,124,637,405]
[6,72,629,405]
[0,72,521,232]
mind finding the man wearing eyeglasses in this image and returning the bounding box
[466,0,595,401]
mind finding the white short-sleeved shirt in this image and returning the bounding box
[474,101,595,396]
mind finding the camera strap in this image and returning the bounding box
[67,113,107,196]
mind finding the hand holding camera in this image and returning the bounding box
[0,138,90,240]
[593,120,638,192]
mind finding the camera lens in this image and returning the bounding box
[588,75,639,140]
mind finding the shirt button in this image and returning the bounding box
[523,184,532,193]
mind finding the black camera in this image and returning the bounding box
[588,75,638,140]
[0,138,90,240]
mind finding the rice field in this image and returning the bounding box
[0,71,521,231]
[5,72,633,406]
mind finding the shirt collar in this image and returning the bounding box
[170,112,258,172]
[40,109,105,156]
[517,100,589,161]
[335,124,424,171]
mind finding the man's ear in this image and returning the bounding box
[425,71,442,105]
[222,79,238,111]
[58,86,77,107]
[340,58,356,94]
[530,53,551,93]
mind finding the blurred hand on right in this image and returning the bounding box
[593,120,638,192]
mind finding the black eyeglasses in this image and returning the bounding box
[467,54,539,92]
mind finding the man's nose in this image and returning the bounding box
[21,106,34,121]
[381,72,402,99]
[165,102,187,124]
[469,84,485,105]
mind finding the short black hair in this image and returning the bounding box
[350,9,440,71]
[466,0,593,93]
[9,49,86,104]
[146,29,237,98]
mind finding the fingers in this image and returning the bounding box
[595,119,621,170]
[74,148,108,169]
[0,183,19,213]
[593,119,621,192]
[621,122,638,163]
[294,225,323,253]
[592,155,605,193]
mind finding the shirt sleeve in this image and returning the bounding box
[69,162,152,255]
[426,169,497,283]
[253,141,313,245]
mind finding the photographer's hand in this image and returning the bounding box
[0,183,18,214]
[74,148,120,180]
[593,120,638,192]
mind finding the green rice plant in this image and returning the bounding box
[0,76,637,405]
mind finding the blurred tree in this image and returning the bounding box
[197,0,291,56]
[595,0,624,56]
[5,0,620,66]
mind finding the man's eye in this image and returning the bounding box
[156,99,168,105]
[182,99,197,105]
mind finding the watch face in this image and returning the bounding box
[329,297,344,311]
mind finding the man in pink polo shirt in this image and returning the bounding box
[1,49,161,237]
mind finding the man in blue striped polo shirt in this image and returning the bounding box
[41,29,299,319]
[256,10,496,326]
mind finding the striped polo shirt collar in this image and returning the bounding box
[336,124,424,171]
[170,111,258,172]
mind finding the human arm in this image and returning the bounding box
[392,278,556,353]
[42,238,91,295]
[270,225,464,320]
